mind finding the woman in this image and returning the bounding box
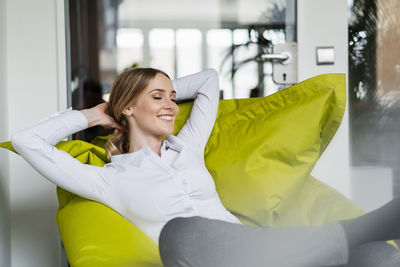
[11,68,400,267]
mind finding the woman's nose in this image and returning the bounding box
[164,99,176,109]
[165,99,176,107]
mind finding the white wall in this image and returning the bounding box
[297,0,351,197]
[3,0,67,266]
[0,0,11,266]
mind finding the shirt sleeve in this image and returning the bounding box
[172,68,220,154]
[11,107,111,203]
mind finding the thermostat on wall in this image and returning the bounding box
[316,46,335,65]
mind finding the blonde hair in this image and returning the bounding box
[105,67,170,161]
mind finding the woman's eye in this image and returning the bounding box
[152,96,176,102]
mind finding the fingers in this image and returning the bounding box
[114,122,123,131]
[114,128,126,134]
[113,123,124,133]
[104,115,123,131]
[96,105,124,133]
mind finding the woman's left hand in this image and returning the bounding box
[80,102,123,132]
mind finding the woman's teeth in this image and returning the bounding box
[158,115,173,121]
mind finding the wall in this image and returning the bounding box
[0,0,11,265]
[297,0,351,197]
[4,0,67,266]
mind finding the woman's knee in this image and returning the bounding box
[159,216,203,266]
[160,216,201,243]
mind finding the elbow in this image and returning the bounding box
[206,68,220,96]
[11,130,54,159]
[11,131,22,146]
[11,131,26,152]
[205,68,219,78]
[11,130,35,154]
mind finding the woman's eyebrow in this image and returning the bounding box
[149,89,176,94]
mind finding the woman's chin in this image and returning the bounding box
[160,128,174,136]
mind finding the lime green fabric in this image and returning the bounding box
[0,139,15,153]
[278,176,365,228]
[2,73,390,266]
[56,187,162,267]
[202,74,346,226]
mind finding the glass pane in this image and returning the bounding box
[176,29,202,77]
[116,28,143,73]
[207,29,233,99]
[232,29,258,98]
[349,0,400,197]
[68,0,296,140]
[149,29,175,78]
[237,0,287,25]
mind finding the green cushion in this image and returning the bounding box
[1,73,362,266]
[204,73,346,226]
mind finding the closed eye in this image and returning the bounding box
[153,96,176,103]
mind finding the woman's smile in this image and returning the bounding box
[157,114,174,122]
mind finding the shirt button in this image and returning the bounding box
[182,179,187,185]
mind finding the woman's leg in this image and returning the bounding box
[335,241,400,267]
[159,198,400,267]
[159,216,349,267]
[340,197,400,248]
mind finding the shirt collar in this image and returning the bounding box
[110,134,183,165]
[165,134,183,152]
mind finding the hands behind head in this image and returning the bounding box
[97,102,124,133]
[82,102,124,133]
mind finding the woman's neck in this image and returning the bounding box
[128,133,164,157]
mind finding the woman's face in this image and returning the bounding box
[128,73,179,137]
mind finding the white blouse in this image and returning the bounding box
[11,68,242,244]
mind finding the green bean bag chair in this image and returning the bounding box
[2,74,394,266]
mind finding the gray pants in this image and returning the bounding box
[159,216,400,267]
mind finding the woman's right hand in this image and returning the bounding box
[80,103,123,132]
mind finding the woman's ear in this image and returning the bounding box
[122,106,134,117]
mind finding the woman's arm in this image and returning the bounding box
[11,104,121,203]
[172,68,220,154]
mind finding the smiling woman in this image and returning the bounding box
[103,68,176,159]
[120,73,180,150]
[9,67,234,245]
